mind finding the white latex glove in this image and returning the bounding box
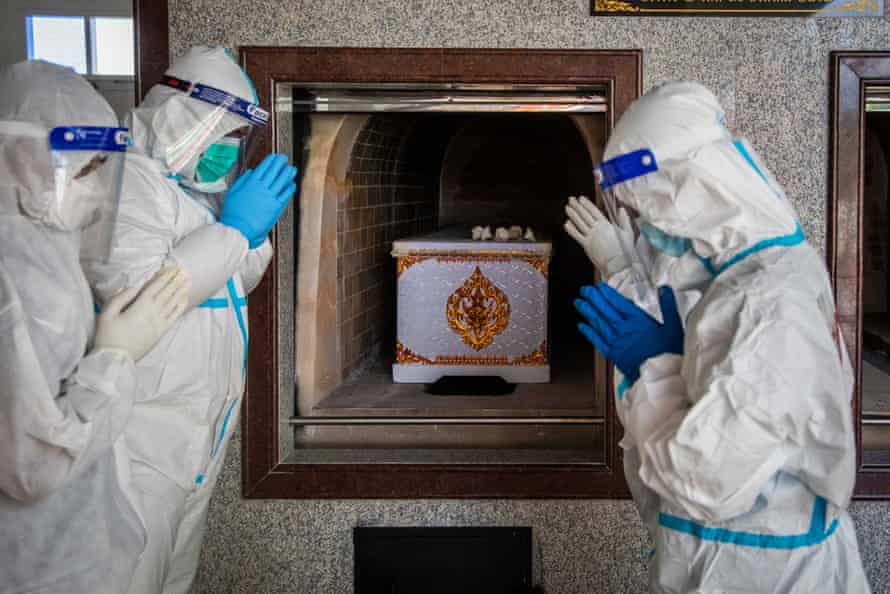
[564,195,635,277]
[93,267,190,361]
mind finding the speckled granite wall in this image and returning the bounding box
[168,1,890,591]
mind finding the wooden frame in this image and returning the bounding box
[829,51,890,498]
[239,47,642,498]
[133,0,168,100]
[129,7,643,498]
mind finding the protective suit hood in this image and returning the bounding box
[0,61,119,230]
[125,45,258,181]
[602,81,800,274]
[0,60,116,129]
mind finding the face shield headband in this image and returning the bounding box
[160,75,269,126]
[159,75,267,192]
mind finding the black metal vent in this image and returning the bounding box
[354,527,537,594]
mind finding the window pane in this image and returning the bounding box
[862,117,890,466]
[91,17,134,76]
[26,16,87,74]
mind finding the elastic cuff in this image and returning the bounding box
[617,375,634,399]
[248,235,267,249]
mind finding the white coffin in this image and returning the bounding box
[392,229,551,383]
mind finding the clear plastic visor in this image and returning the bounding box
[0,122,128,262]
[594,148,659,302]
[160,74,267,181]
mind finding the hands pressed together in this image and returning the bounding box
[564,195,635,277]
[564,194,684,384]
[573,282,684,384]
[221,153,298,248]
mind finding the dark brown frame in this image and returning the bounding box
[133,0,168,100]
[124,11,889,502]
[130,6,642,498]
[238,47,642,498]
[829,51,890,498]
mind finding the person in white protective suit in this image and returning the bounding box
[83,46,297,594]
[570,81,871,593]
[566,192,711,543]
[566,193,711,323]
[0,60,190,594]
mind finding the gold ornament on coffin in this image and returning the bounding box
[395,340,433,364]
[446,266,510,351]
[396,256,431,277]
[512,341,547,366]
[434,354,510,365]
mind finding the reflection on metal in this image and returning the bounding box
[446,266,510,351]
[827,0,881,13]
[283,83,609,114]
[866,86,890,112]
[287,416,604,425]
[863,415,890,425]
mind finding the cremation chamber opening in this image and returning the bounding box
[292,109,608,452]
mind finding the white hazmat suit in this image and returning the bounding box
[83,47,275,594]
[580,82,870,593]
[0,61,188,594]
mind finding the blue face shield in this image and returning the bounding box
[639,222,692,258]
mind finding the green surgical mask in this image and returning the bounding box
[196,137,240,184]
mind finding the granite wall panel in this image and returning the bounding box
[167,1,890,591]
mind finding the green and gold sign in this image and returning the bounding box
[591,0,881,15]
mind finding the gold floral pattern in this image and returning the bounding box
[527,258,549,278]
[396,256,431,277]
[446,266,510,351]
[512,341,548,366]
[433,354,510,365]
[395,340,433,364]
[395,349,548,366]
[432,254,548,278]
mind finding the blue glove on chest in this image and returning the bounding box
[220,153,298,248]
[574,282,684,385]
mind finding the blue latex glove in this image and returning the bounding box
[574,282,684,385]
[220,153,298,248]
